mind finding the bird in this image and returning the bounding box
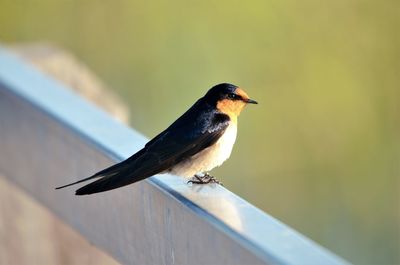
[56,83,257,195]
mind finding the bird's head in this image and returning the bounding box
[204,83,257,120]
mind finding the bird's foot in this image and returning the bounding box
[187,173,223,186]
[203,173,223,185]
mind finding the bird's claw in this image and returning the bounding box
[187,173,223,186]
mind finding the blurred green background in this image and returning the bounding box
[1,0,399,264]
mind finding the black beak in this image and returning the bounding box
[246,98,258,104]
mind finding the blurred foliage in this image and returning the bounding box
[1,0,399,263]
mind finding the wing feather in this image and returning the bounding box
[72,109,230,195]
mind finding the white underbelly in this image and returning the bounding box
[169,123,237,178]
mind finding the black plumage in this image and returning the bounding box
[57,84,234,195]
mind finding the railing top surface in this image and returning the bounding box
[0,49,349,265]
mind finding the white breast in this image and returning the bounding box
[169,122,237,178]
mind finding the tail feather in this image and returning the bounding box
[55,161,126,190]
[55,173,103,190]
[75,170,152,195]
[56,148,165,195]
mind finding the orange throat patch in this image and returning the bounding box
[216,99,246,123]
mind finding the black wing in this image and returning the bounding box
[56,100,230,195]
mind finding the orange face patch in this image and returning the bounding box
[217,87,253,121]
[235,88,250,101]
[217,99,245,123]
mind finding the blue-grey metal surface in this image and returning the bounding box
[0,49,349,265]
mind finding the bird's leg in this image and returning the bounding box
[187,173,223,185]
[187,174,208,184]
[203,173,223,185]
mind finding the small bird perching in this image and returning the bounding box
[56,83,257,195]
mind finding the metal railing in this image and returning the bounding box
[0,49,349,265]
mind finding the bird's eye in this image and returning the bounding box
[228,93,237,100]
